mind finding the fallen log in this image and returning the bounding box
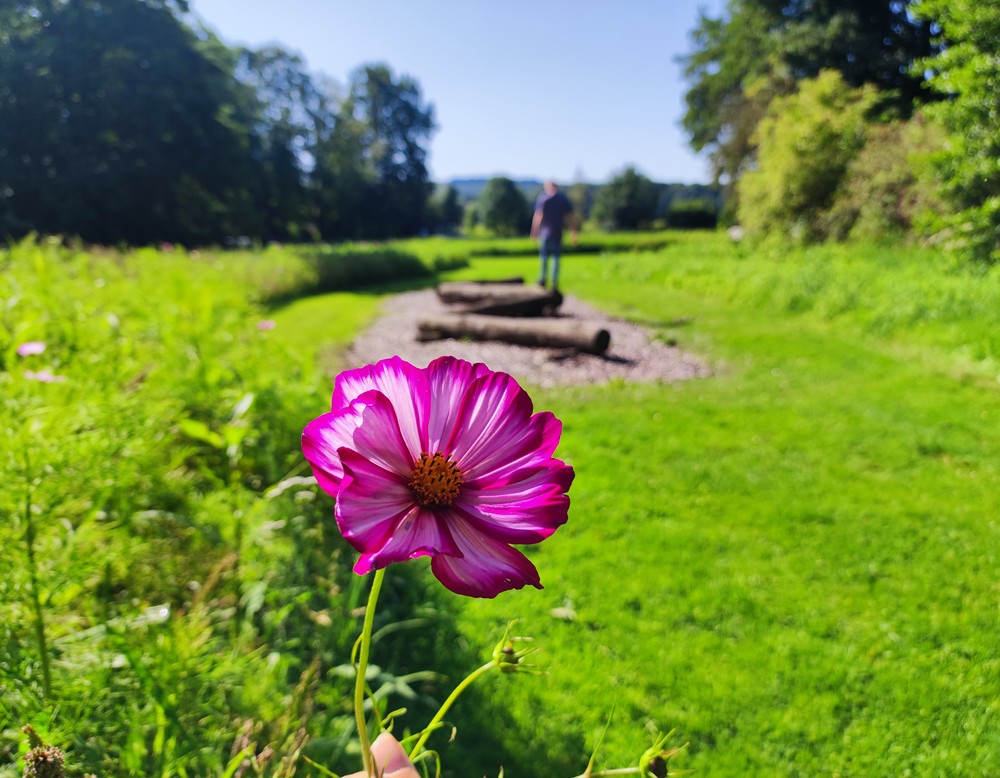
[466,289,563,317]
[417,313,611,355]
[436,281,547,305]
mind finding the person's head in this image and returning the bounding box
[543,180,558,194]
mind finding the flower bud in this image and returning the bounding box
[21,727,65,778]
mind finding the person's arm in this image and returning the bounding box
[530,207,542,240]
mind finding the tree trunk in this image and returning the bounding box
[417,313,611,355]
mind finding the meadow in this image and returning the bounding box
[2,233,998,776]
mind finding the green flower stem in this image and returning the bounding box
[409,659,496,761]
[570,769,640,778]
[355,567,386,777]
[23,488,52,699]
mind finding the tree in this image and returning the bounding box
[680,1,936,187]
[341,63,436,238]
[912,0,1000,263]
[477,177,530,236]
[592,167,659,231]
[234,46,336,241]
[427,184,463,234]
[0,0,259,244]
[737,70,877,240]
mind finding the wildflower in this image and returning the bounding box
[256,319,276,331]
[16,341,46,357]
[24,370,66,383]
[21,726,65,778]
[302,356,573,597]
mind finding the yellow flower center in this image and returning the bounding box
[409,452,463,507]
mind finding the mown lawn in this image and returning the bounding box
[392,238,1000,776]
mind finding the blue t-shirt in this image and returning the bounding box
[535,190,573,241]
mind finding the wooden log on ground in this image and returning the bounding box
[437,281,545,304]
[417,313,611,355]
[466,289,563,317]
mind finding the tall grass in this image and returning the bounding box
[3,231,998,775]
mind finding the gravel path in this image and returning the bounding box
[343,288,710,389]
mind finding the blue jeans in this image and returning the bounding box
[538,236,562,289]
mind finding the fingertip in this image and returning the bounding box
[370,732,414,775]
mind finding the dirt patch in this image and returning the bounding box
[343,288,710,389]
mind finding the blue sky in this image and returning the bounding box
[189,1,726,185]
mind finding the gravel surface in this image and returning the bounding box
[344,288,710,389]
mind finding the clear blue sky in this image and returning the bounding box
[189,1,726,185]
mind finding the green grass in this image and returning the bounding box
[3,231,999,776]
[393,235,1000,776]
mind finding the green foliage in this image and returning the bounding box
[681,0,935,184]
[825,117,946,242]
[0,238,380,775]
[0,0,259,245]
[477,177,531,237]
[592,166,659,231]
[664,198,718,230]
[428,185,464,234]
[738,70,877,241]
[912,0,1000,264]
[0,4,437,246]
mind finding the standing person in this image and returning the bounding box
[530,180,577,291]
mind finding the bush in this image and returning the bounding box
[738,70,876,241]
[824,117,946,242]
[665,198,719,229]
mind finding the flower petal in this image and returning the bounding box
[347,391,417,477]
[463,411,565,486]
[454,460,574,543]
[302,406,365,494]
[424,356,494,452]
[430,518,542,598]
[336,449,417,552]
[352,504,459,575]
[444,371,537,473]
[331,356,430,455]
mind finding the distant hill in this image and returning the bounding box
[442,176,723,221]
[447,177,543,203]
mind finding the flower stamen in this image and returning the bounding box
[410,452,463,507]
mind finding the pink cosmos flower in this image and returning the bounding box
[17,341,46,357]
[302,356,573,598]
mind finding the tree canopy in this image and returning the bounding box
[477,177,530,236]
[0,2,437,245]
[681,0,998,263]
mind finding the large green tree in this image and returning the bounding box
[680,0,936,186]
[0,0,258,244]
[477,177,529,236]
[912,0,1000,264]
[234,46,336,242]
[592,167,659,231]
[340,63,436,238]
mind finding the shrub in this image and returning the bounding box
[666,198,719,229]
[738,70,877,241]
[824,116,946,242]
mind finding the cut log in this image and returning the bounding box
[417,313,611,355]
[466,289,563,317]
[436,282,548,305]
